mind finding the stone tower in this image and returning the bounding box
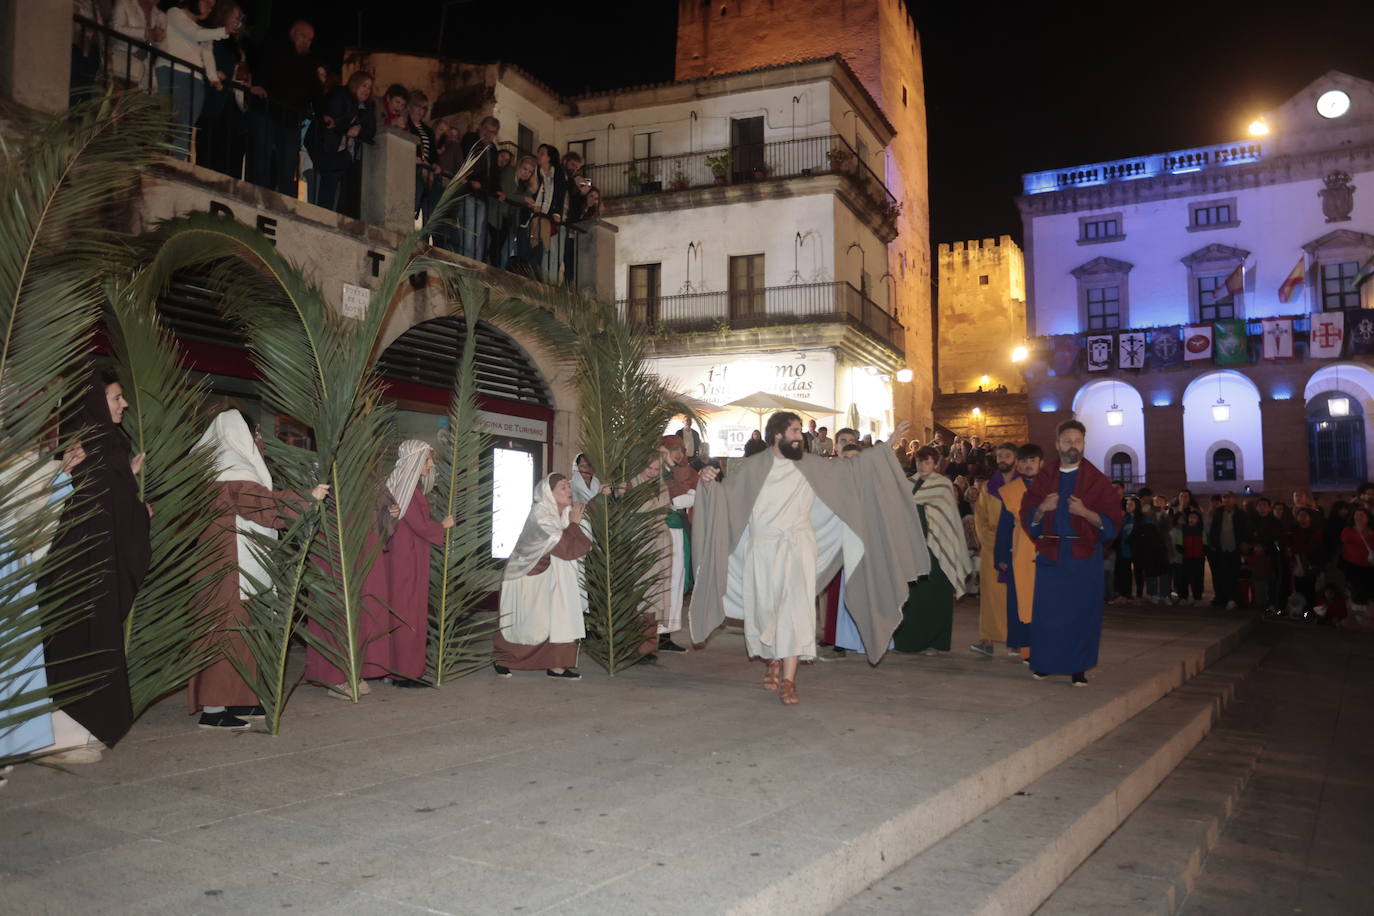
[936,236,1026,395]
[674,0,932,432]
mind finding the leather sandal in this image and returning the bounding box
[779,678,799,705]
[762,660,782,691]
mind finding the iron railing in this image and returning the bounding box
[584,134,898,215]
[620,280,904,355]
[433,193,589,287]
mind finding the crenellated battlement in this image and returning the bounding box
[937,235,1017,259]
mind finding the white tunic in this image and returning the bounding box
[737,459,818,660]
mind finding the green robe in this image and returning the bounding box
[893,503,954,653]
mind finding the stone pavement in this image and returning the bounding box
[1177,621,1374,916]
[1,600,1250,915]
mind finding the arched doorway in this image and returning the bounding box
[1307,393,1367,487]
[1182,371,1263,489]
[1072,379,1146,481]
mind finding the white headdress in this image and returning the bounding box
[502,473,570,580]
[386,439,435,519]
[195,409,276,598]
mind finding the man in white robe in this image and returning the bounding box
[693,413,930,704]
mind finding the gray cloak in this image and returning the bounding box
[689,446,931,662]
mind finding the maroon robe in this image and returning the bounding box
[380,487,446,679]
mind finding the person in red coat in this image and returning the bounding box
[379,440,454,686]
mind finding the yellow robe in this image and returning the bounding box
[973,489,1007,642]
[997,476,1038,624]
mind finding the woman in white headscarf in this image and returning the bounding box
[570,453,610,533]
[186,409,327,729]
[379,439,453,687]
[493,473,590,679]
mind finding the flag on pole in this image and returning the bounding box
[1183,325,1213,361]
[1205,264,1245,304]
[1351,253,1374,290]
[1213,319,1249,365]
[1261,318,1294,360]
[1308,311,1345,358]
[1278,258,1306,303]
[1086,335,1113,371]
[1118,331,1147,369]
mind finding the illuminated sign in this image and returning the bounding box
[645,349,837,406]
[491,447,534,559]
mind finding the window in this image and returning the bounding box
[1086,285,1121,330]
[1189,198,1239,231]
[1322,261,1361,311]
[978,275,989,285]
[1109,451,1133,485]
[728,254,765,319]
[627,263,661,325]
[730,117,765,179]
[1308,393,1367,486]
[901,85,908,106]
[1083,219,1119,240]
[516,123,534,156]
[565,139,594,165]
[1212,448,1237,481]
[1196,276,1237,322]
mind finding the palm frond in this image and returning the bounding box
[104,279,226,716]
[0,95,173,745]
[427,276,497,684]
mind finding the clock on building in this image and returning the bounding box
[1316,89,1351,119]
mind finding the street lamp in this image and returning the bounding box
[896,368,914,383]
[1010,345,1028,363]
[1248,119,1270,137]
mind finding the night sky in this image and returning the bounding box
[246,0,1374,246]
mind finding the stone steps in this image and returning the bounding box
[836,642,1269,915]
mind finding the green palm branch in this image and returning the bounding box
[104,279,227,716]
[426,276,497,685]
[0,94,173,753]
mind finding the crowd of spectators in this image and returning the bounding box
[70,3,603,284]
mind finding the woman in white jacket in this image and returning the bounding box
[156,0,226,159]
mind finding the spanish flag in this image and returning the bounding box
[1278,258,1305,303]
[1205,263,1245,305]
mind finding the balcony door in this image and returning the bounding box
[628,263,661,325]
[730,116,765,180]
[729,254,765,321]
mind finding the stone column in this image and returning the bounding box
[1261,399,1308,497]
[1,0,72,112]
[361,127,418,236]
[573,218,619,302]
[1144,403,1185,492]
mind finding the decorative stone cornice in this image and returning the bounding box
[1180,243,1251,266]
[1017,145,1374,218]
[1070,256,1133,279]
[1302,228,1374,254]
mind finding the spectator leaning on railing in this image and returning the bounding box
[406,91,442,223]
[109,0,166,91]
[246,19,322,197]
[156,0,227,160]
[309,70,377,216]
[196,0,250,178]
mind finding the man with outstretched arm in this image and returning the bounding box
[691,412,930,705]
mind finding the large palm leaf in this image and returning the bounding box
[104,279,227,716]
[425,276,497,684]
[0,94,173,754]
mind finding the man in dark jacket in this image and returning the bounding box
[456,115,501,261]
[246,20,322,196]
[1207,491,1250,609]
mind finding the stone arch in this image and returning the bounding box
[1071,378,1146,479]
[1182,371,1263,488]
[1304,362,1374,487]
[1103,443,1142,486]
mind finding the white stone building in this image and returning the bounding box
[1017,71,1374,496]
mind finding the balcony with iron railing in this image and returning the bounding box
[1022,140,1266,195]
[619,280,904,357]
[584,134,899,226]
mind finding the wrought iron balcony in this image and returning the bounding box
[584,134,898,215]
[619,280,904,356]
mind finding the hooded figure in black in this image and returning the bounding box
[42,368,151,747]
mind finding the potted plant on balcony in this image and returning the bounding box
[882,200,903,223]
[669,166,689,191]
[751,162,770,181]
[624,163,656,193]
[827,147,854,173]
[705,153,730,185]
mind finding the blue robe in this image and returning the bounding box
[1026,469,1117,675]
[834,572,895,654]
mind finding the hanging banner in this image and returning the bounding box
[1308,311,1345,358]
[1148,327,1183,368]
[1183,325,1213,361]
[1349,310,1374,355]
[1051,336,1080,376]
[1086,335,1113,371]
[1118,331,1147,369]
[1261,318,1294,360]
[1213,320,1249,365]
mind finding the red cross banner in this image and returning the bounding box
[1308,311,1345,358]
[1261,318,1294,360]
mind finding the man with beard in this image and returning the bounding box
[1018,420,1123,686]
[970,442,1017,657]
[692,412,929,705]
